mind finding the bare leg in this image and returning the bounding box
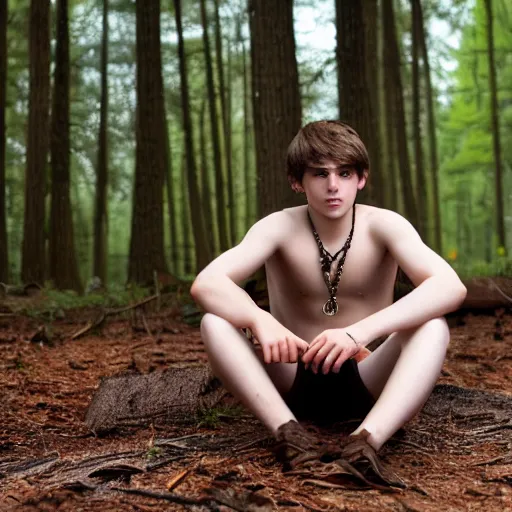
[200,313,297,434]
[356,317,450,450]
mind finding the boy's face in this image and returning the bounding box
[292,160,367,219]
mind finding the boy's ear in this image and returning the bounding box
[289,177,304,193]
[357,170,368,190]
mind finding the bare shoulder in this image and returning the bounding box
[195,208,299,284]
[364,206,421,245]
[245,208,299,242]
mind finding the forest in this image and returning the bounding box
[0,0,510,291]
[0,1,511,511]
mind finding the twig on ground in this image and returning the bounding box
[472,453,512,466]
[141,312,154,339]
[110,487,213,508]
[70,294,158,340]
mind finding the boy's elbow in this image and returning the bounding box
[190,276,206,301]
[453,281,467,308]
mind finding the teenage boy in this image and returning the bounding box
[191,120,466,487]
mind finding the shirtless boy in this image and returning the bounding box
[190,120,467,487]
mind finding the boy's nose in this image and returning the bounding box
[327,174,339,191]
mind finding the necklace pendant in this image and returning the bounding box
[322,297,338,316]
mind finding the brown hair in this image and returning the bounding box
[286,120,370,183]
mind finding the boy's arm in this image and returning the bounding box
[190,211,288,332]
[349,210,467,345]
[191,211,309,363]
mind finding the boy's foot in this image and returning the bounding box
[338,429,406,489]
[273,420,330,471]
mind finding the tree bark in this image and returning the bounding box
[163,115,178,273]
[382,0,418,227]
[240,26,252,230]
[93,0,109,284]
[484,0,506,254]
[200,97,216,254]
[49,0,83,293]
[248,0,303,218]
[21,0,50,286]
[173,0,212,271]
[418,0,442,254]
[213,0,235,243]
[411,0,427,240]
[0,0,7,282]
[128,0,168,284]
[362,0,385,208]
[336,0,375,205]
[200,0,230,252]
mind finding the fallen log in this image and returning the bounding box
[85,365,226,433]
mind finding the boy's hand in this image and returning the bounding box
[302,329,364,374]
[251,312,309,364]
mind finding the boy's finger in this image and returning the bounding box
[279,338,289,363]
[302,338,325,363]
[262,345,271,365]
[271,344,280,363]
[322,345,342,374]
[332,351,349,373]
[287,337,298,363]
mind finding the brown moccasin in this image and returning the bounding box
[337,429,407,489]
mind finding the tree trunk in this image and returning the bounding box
[382,0,418,227]
[49,0,83,293]
[93,0,109,284]
[182,155,194,276]
[226,39,236,242]
[21,0,50,286]
[0,0,7,283]
[362,0,385,208]
[163,116,178,273]
[200,0,230,252]
[381,0,399,214]
[483,0,506,254]
[248,0,303,218]
[128,0,168,284]
[240,30,252,230]
[336,0,375,205]
[411,0,427,241]
[200,97,216,254]
[418,0,442,254]
[173,0,212,271]
[213,0,235,243]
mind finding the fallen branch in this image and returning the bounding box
[70,294,158,340]
[110,486,213,509]
[472,453,512,466]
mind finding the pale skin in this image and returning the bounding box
[191,161,467,450]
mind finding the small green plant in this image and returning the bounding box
[146,446,162,459]
[196,405,245,429]
[15,356,25,371]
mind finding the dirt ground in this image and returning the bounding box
[0,297,511,511]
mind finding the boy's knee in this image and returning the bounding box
[421,317,450,347]
[200,313,227,336]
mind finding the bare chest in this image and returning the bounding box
[267,227,391,302]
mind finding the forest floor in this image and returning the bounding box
[0,293,511,512]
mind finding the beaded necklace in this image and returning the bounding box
[307,205,356,316]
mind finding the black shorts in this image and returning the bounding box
[284,358,376,424]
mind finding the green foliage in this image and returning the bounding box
[196,404,245,429]
[19,284,150,320]
[438,0,512,265]
[146,446,162,460]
